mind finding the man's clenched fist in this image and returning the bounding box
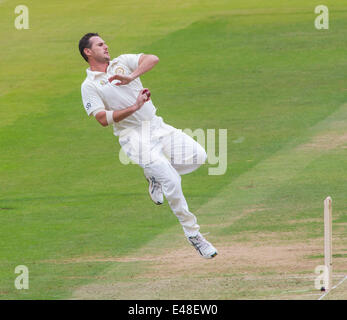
[108,74,134,86]
[134,88,151,110]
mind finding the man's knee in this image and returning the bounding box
[163,173,182,197]
[196,144,207,165]
[145,158,181,187]
[189,143,207,168]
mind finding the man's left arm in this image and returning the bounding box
[108,54,159,86]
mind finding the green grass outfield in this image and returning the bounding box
[0,0,346,299]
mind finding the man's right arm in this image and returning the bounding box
[93,88,150,127]
[81,81,150,127]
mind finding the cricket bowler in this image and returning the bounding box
[79,33,217,259]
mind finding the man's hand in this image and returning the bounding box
[108,55,159,86]
[134,88,151,110]
[108,74,134,86]
[142,88,151,101]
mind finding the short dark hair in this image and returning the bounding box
[79,33,99,62]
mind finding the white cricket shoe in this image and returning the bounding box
[187,232,218,259]
[146,176,164,205]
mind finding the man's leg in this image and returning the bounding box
[119,125,217,258]
[160,130,217,259]
[162,130,207,175]
[143,156,200,237]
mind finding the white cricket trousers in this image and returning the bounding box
[118,116,207,237]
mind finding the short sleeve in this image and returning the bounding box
[81,81,105,116]
[118,53,143,72]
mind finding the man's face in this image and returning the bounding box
[85,36,110,63]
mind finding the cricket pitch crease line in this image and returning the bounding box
[317,275,347,300]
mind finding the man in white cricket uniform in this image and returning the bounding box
[79,33,217,259]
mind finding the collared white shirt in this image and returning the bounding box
[81,53,157,136]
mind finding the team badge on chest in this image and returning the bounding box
[114,66,125,75]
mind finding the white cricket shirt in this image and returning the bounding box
[81,53,157,136]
